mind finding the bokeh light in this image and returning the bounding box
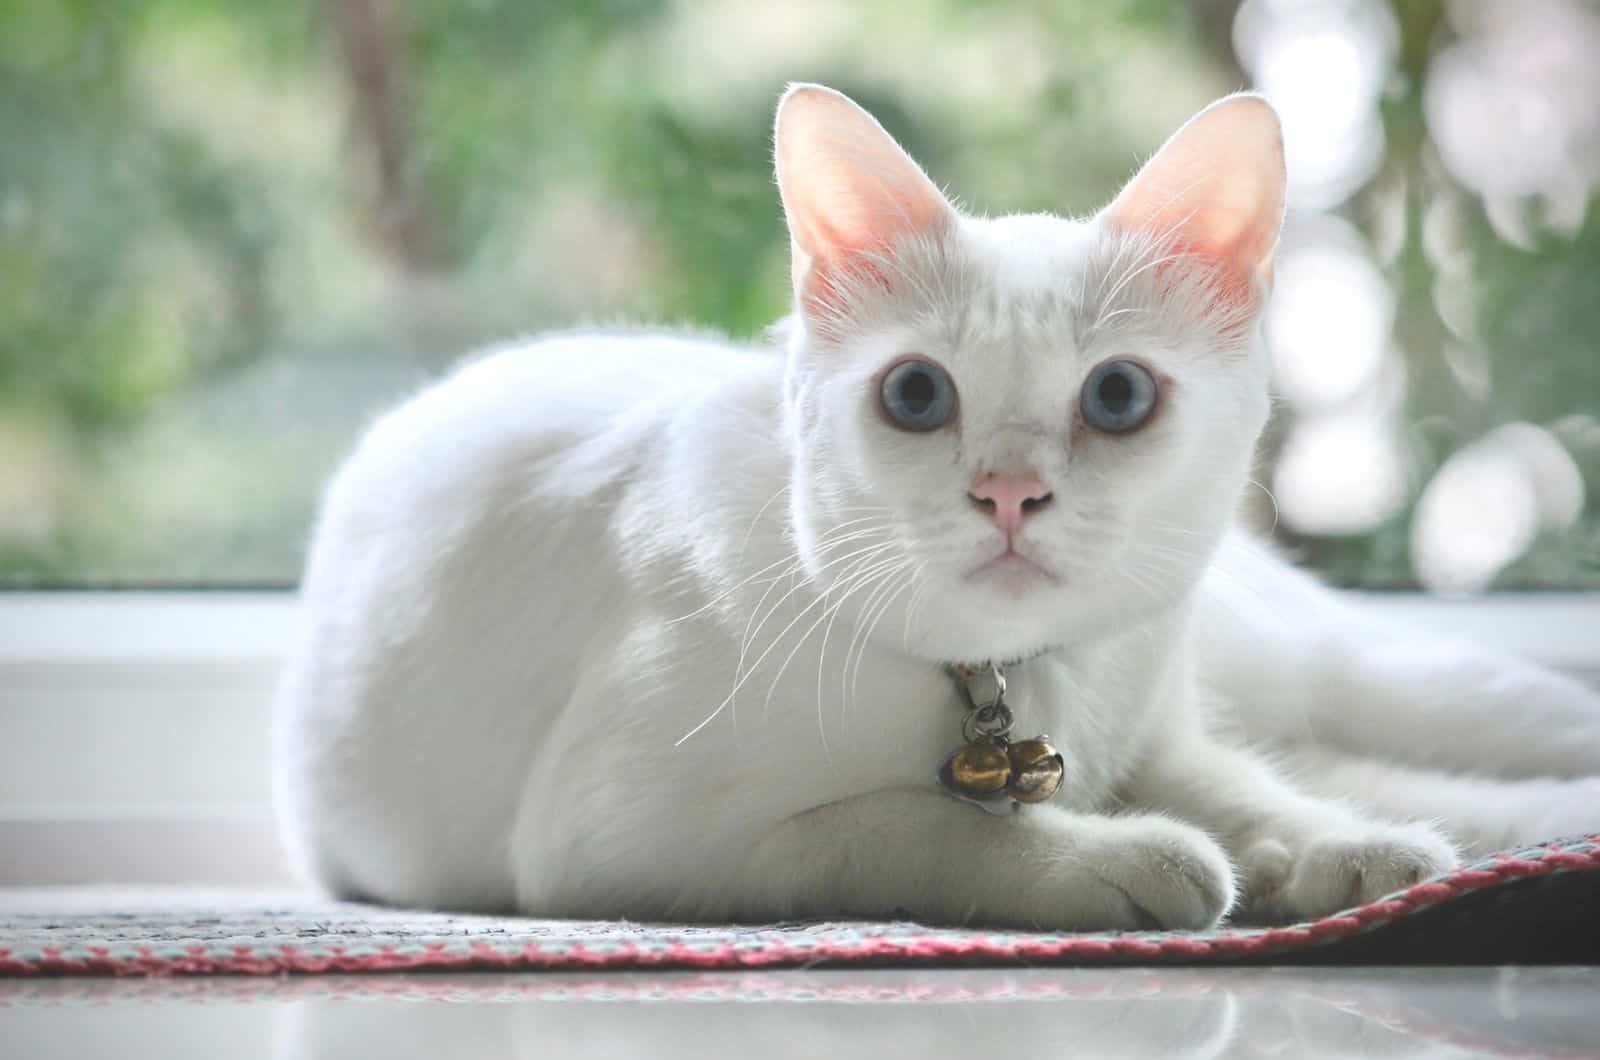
[1412,424,1585,592]
[1274,411,1410,536]
[1263,216,1394,411]
[1426,0,1600,242]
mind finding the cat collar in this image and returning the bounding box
[937,660,1065,815]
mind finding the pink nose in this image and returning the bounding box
[969,472,1053,537]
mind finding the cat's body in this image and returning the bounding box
[275,87,1599,928]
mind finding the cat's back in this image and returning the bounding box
[354,329,758,475]
[310,329,771,566]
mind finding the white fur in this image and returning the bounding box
[274,87,1599,929]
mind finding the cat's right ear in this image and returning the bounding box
[774,84,954,314]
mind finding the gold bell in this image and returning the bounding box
[939,742,1012,801]
[1005,738,1065,803]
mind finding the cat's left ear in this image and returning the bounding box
[775,84,954,311]
[1102,94,1286,302]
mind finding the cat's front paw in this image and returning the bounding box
[1082,817,1236,931]
[1240,822,1458,921]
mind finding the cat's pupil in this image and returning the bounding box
[1097,370,1133,414]
[899,369,936,413]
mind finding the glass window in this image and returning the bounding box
[3,1,1596,589]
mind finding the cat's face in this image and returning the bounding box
[776,86,1285,663]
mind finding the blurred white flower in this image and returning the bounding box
[1274,410,1410,535]
[1425,0,1600,240]
[1264,215,1395,410]
[1411,422,1585,592]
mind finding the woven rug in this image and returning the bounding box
[3,835,1597,977]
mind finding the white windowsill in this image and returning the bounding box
[4,588,1599,664]
[2,593,300,885]
[3,589,1598,885]
[0,592,298,664]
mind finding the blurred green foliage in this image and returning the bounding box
[0,0,1595,587]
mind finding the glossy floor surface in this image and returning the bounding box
[4,966,1599,1058]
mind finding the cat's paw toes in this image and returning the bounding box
[1238,837,1292,904]
[1087,818,1236,931]
[1251,824,1458,920]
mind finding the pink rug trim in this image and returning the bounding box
[2,835,1596,977]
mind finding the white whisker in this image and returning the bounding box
[812,553,906,748]
[677,538,895,747]
[848,566,919,714]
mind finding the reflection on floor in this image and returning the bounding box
[4,965,1597,1058]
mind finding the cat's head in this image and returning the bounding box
[775,85,1285,664]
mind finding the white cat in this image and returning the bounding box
[274,85,1600,929]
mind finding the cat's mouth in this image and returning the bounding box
[968,547,1060,587]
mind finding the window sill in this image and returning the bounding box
[5,588,1597,667]
[3,589,1598,884]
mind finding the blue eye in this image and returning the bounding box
[1080,359,1158,433]
[879,357,957,432]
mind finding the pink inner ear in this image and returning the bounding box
[1153,233,1263,318]
[794,183,950,319]
[790,158,942,315]
[1105,95,1286,309]
[799,249,891,318]
[775,85,953,315]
